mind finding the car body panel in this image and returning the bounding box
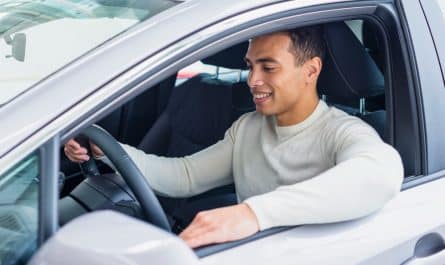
[399,0,445,174]
[28,211,199,265]
[28,174,445,265]
[1,0,445,264]
[201,176,445,265]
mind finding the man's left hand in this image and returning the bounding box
[179,203,260,248]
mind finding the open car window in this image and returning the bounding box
[176,61,248,87]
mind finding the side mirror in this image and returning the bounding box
[5,33,26,62]
[28,211,199,265]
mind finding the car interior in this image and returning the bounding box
[58,18,390,248]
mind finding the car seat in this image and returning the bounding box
[318,21,387,140]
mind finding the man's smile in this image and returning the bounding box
[252,92,273,104]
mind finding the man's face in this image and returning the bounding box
[245,32,310,119]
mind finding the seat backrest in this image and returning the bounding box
[231,81,255,122]
[318,21,387,140]
[138,42,249,157]
[98,75,176,147]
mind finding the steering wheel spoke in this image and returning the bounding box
[79,125,171,232]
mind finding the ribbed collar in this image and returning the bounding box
[274,100,328,140]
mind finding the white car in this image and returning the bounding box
[1,0,445,264]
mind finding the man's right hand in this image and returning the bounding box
[64,139,104,163]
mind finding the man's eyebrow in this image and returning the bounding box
[244,57,279,64]
[256,57,279,64]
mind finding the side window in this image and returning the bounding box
[176,61,248,87]
[0,153,39,265]
[176,61,217,86]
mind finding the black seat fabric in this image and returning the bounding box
[138,74,233,157]
[319,22,384,103]
[362,20,385,73]
[232,81,255,121]
[138,42,250,157]
[318,21,387,140]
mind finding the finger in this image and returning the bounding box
[66,139,80,149]
[179,221,216,248]
[65,145,88,155]
[64,148,90,162]
[179,224,208,241]
[72,147,88,155]
[182,230,218,248]
[78,155,90,162]
[89,141,104,157]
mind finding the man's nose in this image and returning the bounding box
[247,70,264,88]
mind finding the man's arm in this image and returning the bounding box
[100,126,237,198]
[244,123,404,230]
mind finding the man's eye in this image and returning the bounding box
[263,67,275,72]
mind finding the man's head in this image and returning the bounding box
[245,25,325,126]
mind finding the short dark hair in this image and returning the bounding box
[286,25,325,65]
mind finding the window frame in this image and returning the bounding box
[418,0,445,88]
[38,135,60,245]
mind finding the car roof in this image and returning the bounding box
[0,0,351,159]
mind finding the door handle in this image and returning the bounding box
[402,233,445,265]
[403,249,445,265]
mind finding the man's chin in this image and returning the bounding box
[255,107,274,116]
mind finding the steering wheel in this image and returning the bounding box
[79,125,171,232]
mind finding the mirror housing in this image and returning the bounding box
[28,211,199,265]
[4,33,26,62]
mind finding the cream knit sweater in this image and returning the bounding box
[103,100,404,230]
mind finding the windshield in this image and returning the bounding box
[0,0,179,106]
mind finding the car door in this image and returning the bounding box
[201,1,445,264]
[4,0,445,264]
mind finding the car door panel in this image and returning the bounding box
[201,176,445,265]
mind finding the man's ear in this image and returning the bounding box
[305,57,322,83]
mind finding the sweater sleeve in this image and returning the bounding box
[100,125,238,198]
[244,120,404,230]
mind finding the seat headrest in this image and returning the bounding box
[202,42,249,69]
[318,22,384,102]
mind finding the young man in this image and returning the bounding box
[65,26,404,248]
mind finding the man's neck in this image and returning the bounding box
[275,94,320,126]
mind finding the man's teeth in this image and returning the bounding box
[254,93,271,99]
